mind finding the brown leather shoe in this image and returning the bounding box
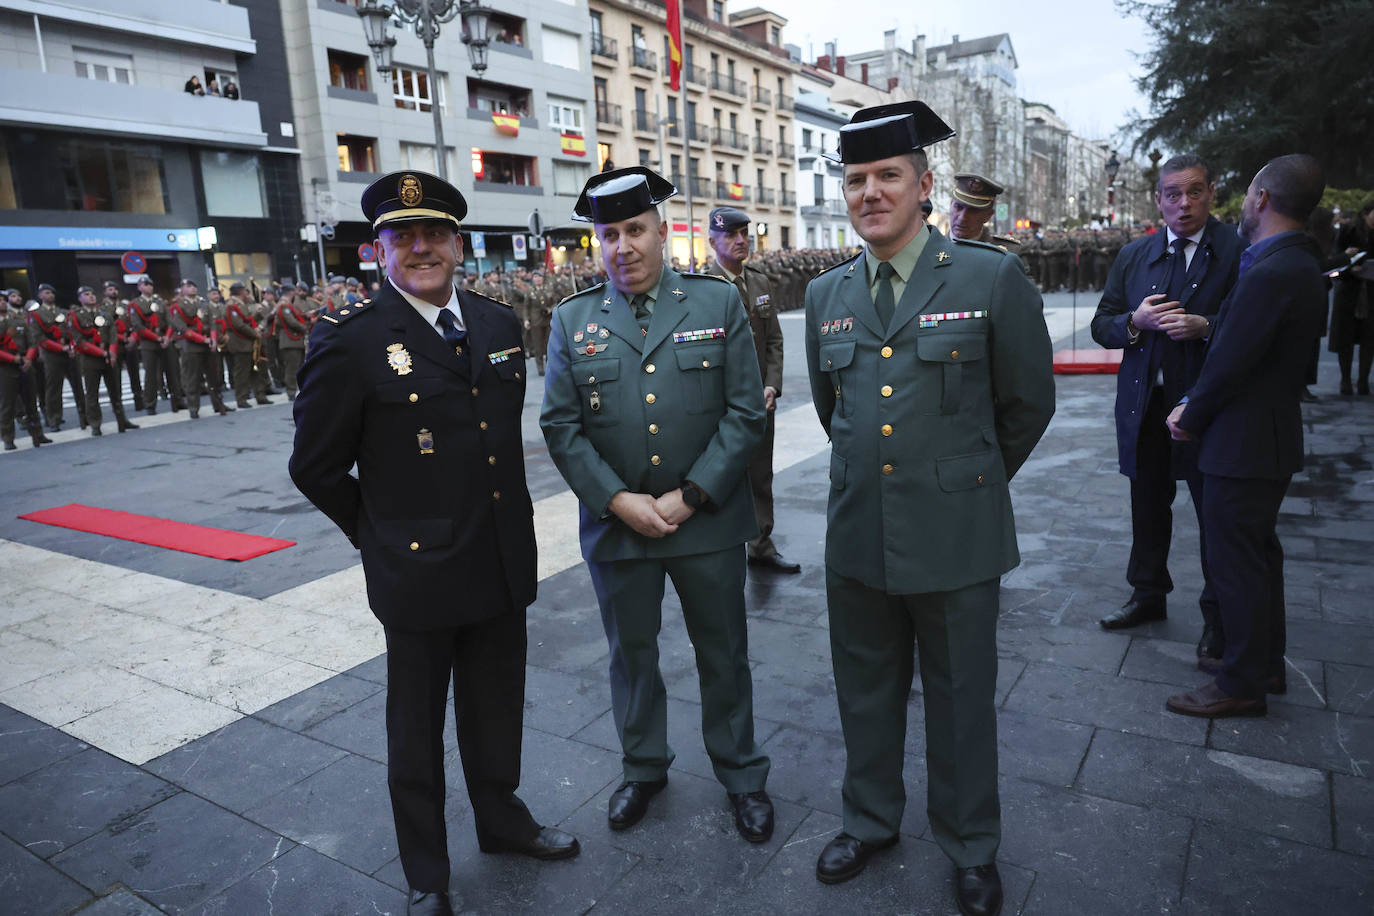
[1196,657,1286,694]
[1166,681,1266,718]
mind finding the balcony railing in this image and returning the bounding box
[596,100,622,127]
[685,121,708,143]
[781,189,797,206]
[756,187,776,205]
[664,61,707,85]
[631,108,657,132]
[752,85,771,106]
[753,136,773,156]
[630,46,657,71]
[712,126,749,151]
[777,93,794,112]
[715,182,751,202]
[709,71,747,97]
[672,175,712,198]
[777,141,795,159]
[590,35,617,62]
[802,199,847,217]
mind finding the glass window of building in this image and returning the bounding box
[201,150,268,218]
[400,142,456,176]
[74,48,133,84]
[0,141,16,209]
[548,97,584,134]
[337,135,379,173]
[393,66,446,112]
[59,139,168,214]
[473,151,537,186]
[552,160,590,196]
[542,27,581,70]
[328,50,370,92]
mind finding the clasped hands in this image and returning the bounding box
[609,489,693,538]
[1133,294,1209,341]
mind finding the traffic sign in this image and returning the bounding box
[528,209,545,237]
[320,224,336,241]
[358,243,377,263]
[513,235,527,260]
[120,251,146,274]
[471,231,486,257]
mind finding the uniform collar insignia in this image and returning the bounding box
[937,251,950,262]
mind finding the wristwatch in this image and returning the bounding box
[681,482,705,510]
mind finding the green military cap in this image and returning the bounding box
[229,281,247,293]
[826,100,954,164]
[952,173,1005,210]
[361,170,468,231]
[38,283,55,294]
[571,165,677,224]
[76,285,94,296]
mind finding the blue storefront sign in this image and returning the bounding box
[0,225,200,252]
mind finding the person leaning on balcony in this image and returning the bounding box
[184,75,204,96]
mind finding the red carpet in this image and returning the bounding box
[18,504,295,561]
[1053,348,1123,375]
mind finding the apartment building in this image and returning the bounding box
[0,0,303,296]
[282,0,598,276]
[588,0,798,263]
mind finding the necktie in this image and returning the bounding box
[1166,238,1190,303]
[874,261,896,330]
[733,277,749,310]
[436,307,465,352]
[631,293,651,320]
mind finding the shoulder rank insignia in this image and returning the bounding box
[671,288,685,297]
[386,342,413,375]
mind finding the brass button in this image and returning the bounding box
[471,386,479,396]
[645,393,656,404]
[881,385,893,397]
[409,541,419,551]
[950,349,959,359]
[977,475,985,485]
[701,359,711,368]
[645,363,656,374]
[649,423,659,434]
[488,456,496,466]
[650,455,661,466]
[479,420,488,430]
[587,375,595,383]
[882,464,894,475]
[881,346,893,358]
[881,424,893,437]
[408,393,418,403]
[492,490,501,500]
[514,372,520,379]
[826,359,833,368]
[340,309,350,316]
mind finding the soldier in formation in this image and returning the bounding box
[68,285,137,436]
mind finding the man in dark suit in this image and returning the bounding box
[1090,155,1243,663]
[289,171,578,916]
[805,102,1055,916]
[704,205,798,573]
[540,167,774,843]
[1165,154,1327,717]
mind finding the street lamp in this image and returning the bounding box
[357,0,493,180]
[1104,151,1121,225]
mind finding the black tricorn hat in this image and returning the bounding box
[362,170,468,231]
[825,100,955,165]
[708,206,750,232]
[571,166,677,224]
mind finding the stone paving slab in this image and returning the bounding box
[1,311,1371,914]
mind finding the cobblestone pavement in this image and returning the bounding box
[1,295,1370,915]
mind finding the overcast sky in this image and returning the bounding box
[773,0,1154,145]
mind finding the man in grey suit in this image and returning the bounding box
[541,167,774,843]
[805,102,1055,916]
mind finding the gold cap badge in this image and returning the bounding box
[398,174,423,207]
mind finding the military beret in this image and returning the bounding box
[952,173,1005,209]
[180,277,198,288]
[137,275,154,285]
[37,283,55,294]
[362,170,467,231]
[826,100,954,165]
[346,276,359,285]
[708,207,750,233]
[572,166,677,224]
[311,285,324,294]
[295,281,310,291]
[229,281,247,293]
[76,285,94,296]
[103,279,120,289]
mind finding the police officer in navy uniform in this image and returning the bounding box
[703,205,799,572]
[805,102,1055,915]
[289,170,579,916]
[541,167,775,843]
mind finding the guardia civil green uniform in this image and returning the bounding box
[540,168,770,799]
[806,104,1055,882]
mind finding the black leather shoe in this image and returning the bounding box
[608,777,667,830]
[89,427,102,437]
[118,420,139,431]
[956,863,1003,916]
[478,826,580,860]
[748,553,802,573]
[236,401,253,409]
[1301,387,1318,402]
[1360,379,1372,396]
[1196,622,1223,659]
[257,397,275,405]
[728,790,774,843]
[815,832,897,885]
[407,889,454,916]
[1099,597,1166,630]
[3,442,14,451]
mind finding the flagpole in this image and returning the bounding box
[655,91,674,264]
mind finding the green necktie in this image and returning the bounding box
[631,293,652,320]
[874,261,896,330]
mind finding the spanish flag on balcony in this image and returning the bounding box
[560,132,587,156]
[666,0,683,91]
[728,182,744,200]
[492,112,520,136]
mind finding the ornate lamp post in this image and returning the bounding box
[1104,151,1121,225]
[357,0,492,180]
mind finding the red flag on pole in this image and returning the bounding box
[666,0,683,91]
[544,237,554,272]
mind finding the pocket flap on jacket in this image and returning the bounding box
[371,517,454,551]
[572,357,620,386]
[674,343,727,371]
[935,448,1002,492]
[818,340,855,372]
[917,334,986,364]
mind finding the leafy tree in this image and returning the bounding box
[1120,0,1374,194]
